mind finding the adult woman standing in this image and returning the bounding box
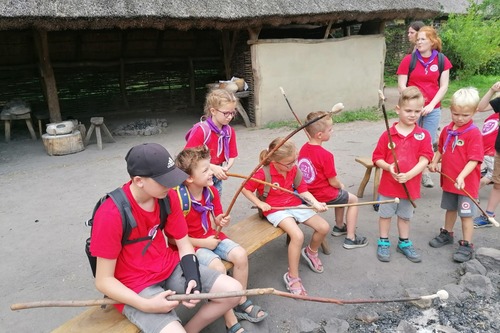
[407,21,425,53]
[397,26,452,188]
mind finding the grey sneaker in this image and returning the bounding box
[397,240,421,263]
[421,173,434,188]
[343,235,368,249]
[473,215,494,228]
[331,224,347,236]
[377,239,391,262]
[453,240,475,263]
[429,228,454,248]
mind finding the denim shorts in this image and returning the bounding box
[196,238,240,266]
[378,194,414,221]
[440,191,477,217]
[417,107,441,145]
[266,205,317,227]
[325,189,349,205]
[123,263,220,333]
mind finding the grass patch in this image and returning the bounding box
[442,75,498,108]
[264,120,298,130]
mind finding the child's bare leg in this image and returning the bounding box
[461,217,474,243]
[159,321,186,333]
[379,217,391,238]
[485,183,500,213]
[184,274,242,333]
[334,207,345,228]
[303,215,329,252]
[278,218,304,279]
[396,217,410,239]
[444,210,458,232]
[345,193,359,239]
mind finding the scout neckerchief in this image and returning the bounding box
[189,186,215,234]
[443,122,477,153]
[206,117,231,162]
[416,49,438,75]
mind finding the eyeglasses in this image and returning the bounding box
[216,109,237,118]
[275,159,296,168]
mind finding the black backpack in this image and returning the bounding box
[85,187,171,277]
[406,51,445,87]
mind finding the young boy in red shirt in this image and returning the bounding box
[429,87,483,262]
[373,86,434,263]
[90,143,242,333]
[298,111,368,249]
[175,146,268,333]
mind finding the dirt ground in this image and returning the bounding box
[1,88,499,332]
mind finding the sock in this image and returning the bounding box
[486,210,495,217]
[399,238,408,242]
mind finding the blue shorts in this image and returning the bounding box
[378,194,414,221]
[123,264,220,333]
[196,238,240,266]
[266,205,317,227]
[440,191,477,217]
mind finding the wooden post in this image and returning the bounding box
[33,29,62,123]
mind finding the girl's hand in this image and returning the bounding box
[422,105,434,116]
[258,201,271,212]
[215,214,230,228]
[183,281,200,309]
[213,165,228,180]
[204,236,220,250]
[313,201,328,213]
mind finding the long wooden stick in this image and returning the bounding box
[251,198,399,210]
[11,288,449,310]
[378,90,416,208]
[279,86,311,139]
[435,169,500,227]
[215,112,330,237]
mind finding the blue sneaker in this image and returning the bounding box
[397,240,421,263]
[377,239,391,262]
[473,215,494,229]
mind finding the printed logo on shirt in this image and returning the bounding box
[429,64,439,73]
[456,140,465,147]
[482,119,499,136]
[414,132,426,141]
[271,182,280,191]
[298,158,316,184]
[387,142,396,149]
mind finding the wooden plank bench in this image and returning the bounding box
[53,213,330,332]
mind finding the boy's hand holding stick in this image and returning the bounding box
[378,90,417,208]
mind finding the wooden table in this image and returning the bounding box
[234,91,252,127]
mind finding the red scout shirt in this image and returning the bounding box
[90,182,188,312]
[481,113,499,157]
[372,123,434,199]
[244,163,308,216]
[397,53,452,108]
[298,142,339,202]
[185,123,238,165]
[439,120,483,198]
[182,185,228,246]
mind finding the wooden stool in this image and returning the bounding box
[84,117,115,150]
[0,112,37,142]
[33,111,50,138]
[355,156,380,201]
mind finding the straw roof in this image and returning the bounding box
[0,0,445,31]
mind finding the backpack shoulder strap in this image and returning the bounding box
[158,196,171,231]
[261,165,272,199]
[406,52,418,87]
[107,188,137,245]
[437,52,445,86]
[185,120,211,145]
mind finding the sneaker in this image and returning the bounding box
[474,215,494,229]
[343,235,369,249]
[421,173,434,188]
[331,224,347,236]
[453,240,475,263]
[301,247,324,273]
[397,240,421,263]
[377,239,391,262]
[429,228,454,248]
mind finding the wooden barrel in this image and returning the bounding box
[42,130,85,156]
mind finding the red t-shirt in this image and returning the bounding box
[298,142,339,202]
[90,182,188,312]
[243,164,308,216]
[372,123,434,199]
[184,122,238,165]
[181,185,228,244]
[397,53,452,108]
[439,121,483,198]
[481,113,499,156]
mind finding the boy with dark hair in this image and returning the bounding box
[90,143,242,333]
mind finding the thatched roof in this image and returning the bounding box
[439,0,482,15]
[0,0,444,31]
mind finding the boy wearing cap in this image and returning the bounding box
[90,143,242,333]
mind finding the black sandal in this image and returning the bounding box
[233,299,268,323]
[227,322,245,333]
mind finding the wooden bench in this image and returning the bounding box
[53,213,330,332]
[355,156,380,201]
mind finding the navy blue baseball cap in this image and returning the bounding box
[125,143,187,188]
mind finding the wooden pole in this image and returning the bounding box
[251,198,399,210]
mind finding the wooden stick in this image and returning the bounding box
[215,112,330,237]
[378,90,416,208]
[435,169,500,227]
[11,288,449,310]
[251,198,399,210]
[280,86,310,139]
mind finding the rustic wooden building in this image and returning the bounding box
[0,0,444,127]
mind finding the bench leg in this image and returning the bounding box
[357,167,373,198]
[25,119,37,140]
[4,120,11,142]
[373,167,381,201]
[320,240,331,255]
[101,123,116,143]
[95,126,103,150]
[84,124,95,146]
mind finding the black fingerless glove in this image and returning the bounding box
[180,254,202,293]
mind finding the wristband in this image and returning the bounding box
[180,254,202,293]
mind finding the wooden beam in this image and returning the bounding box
[323,20,333,39]
[247,27,261,41]
[33,29,61,123]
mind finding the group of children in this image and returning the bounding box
[89,81,499,333]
